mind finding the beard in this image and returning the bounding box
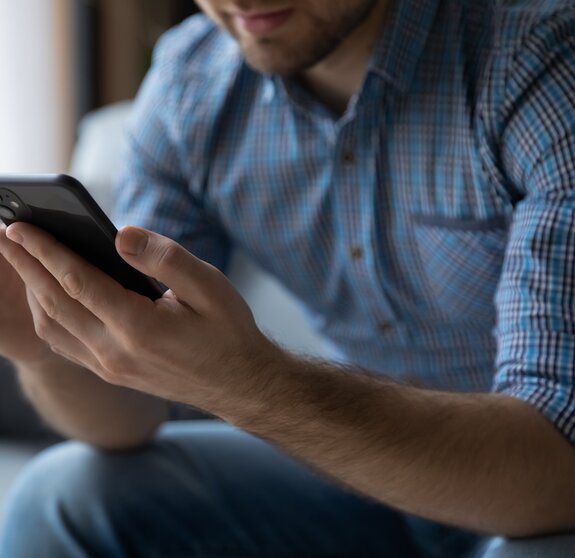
[228,0,379,75]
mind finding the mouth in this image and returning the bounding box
[231,8,295,36]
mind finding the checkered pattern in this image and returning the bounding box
[113,0,575,443]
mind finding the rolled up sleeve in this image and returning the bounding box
[491,9,575,444]
[494,191,575,443]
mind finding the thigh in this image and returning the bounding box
[99,420,482,557]
[113,420,421,557]
[1,420,483,558]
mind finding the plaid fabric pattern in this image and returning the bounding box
[114,0,575,443]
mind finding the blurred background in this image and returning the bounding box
[0,0,199,174]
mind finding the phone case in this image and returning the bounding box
[0,174,166,300]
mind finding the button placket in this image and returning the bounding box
[335,123,399,335]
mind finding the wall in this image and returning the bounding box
[97,0,200,105]
[0,0,75,173]
[98,0,146,105]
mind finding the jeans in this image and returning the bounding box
[0,421,573,558]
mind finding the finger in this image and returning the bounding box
[116,226,233,315]
[5,222,151,328]
[0,224,15,260]
[26,290,104,372]
[1,228,107,346]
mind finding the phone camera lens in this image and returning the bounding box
[0,206,16,220]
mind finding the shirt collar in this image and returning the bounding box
[367,0,440,93]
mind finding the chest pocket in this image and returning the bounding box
[413,216,509,323]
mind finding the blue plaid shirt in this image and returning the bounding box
[114,0,575,445]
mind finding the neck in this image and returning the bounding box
[301,1,392,115]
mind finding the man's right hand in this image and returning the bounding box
[0,226,169,449]
[0,226,55,367]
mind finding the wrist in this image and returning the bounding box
[206,334,293,422]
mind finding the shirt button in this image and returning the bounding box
[349,246,364,260]
[341,150,356,165]
[378,321,393,334]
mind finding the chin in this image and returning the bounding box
[242,46,312,76]
[245,58,298,76]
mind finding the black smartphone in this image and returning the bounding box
[0,174,166,300]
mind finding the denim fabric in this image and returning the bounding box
[0,421,481,558]
[1,421,573,558]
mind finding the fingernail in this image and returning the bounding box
[120,229,148,256]
[6,228,23,245]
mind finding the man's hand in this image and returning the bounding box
[0,223,274,408]
[0,226,55,366]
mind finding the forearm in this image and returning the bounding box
[16,355,169,450]
[217,350,575,537]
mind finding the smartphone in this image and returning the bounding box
[0,174,166,300]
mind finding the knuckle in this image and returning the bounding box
[114,307,136,331]
[114,314,148,351]
[99,348,129,378]
[156,242,184,272]
[33,242,51,263]
[35,291,58,320]
[123,329,148,354]
[61,272,84,300]
[34,314,54,341]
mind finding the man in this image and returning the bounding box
[0,0,574,555]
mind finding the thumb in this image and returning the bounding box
[116,226,224,314]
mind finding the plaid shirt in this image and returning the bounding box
[114,0,575,444]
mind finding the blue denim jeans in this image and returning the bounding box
[0,421,573,557]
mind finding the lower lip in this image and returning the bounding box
[233,9,294,35]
